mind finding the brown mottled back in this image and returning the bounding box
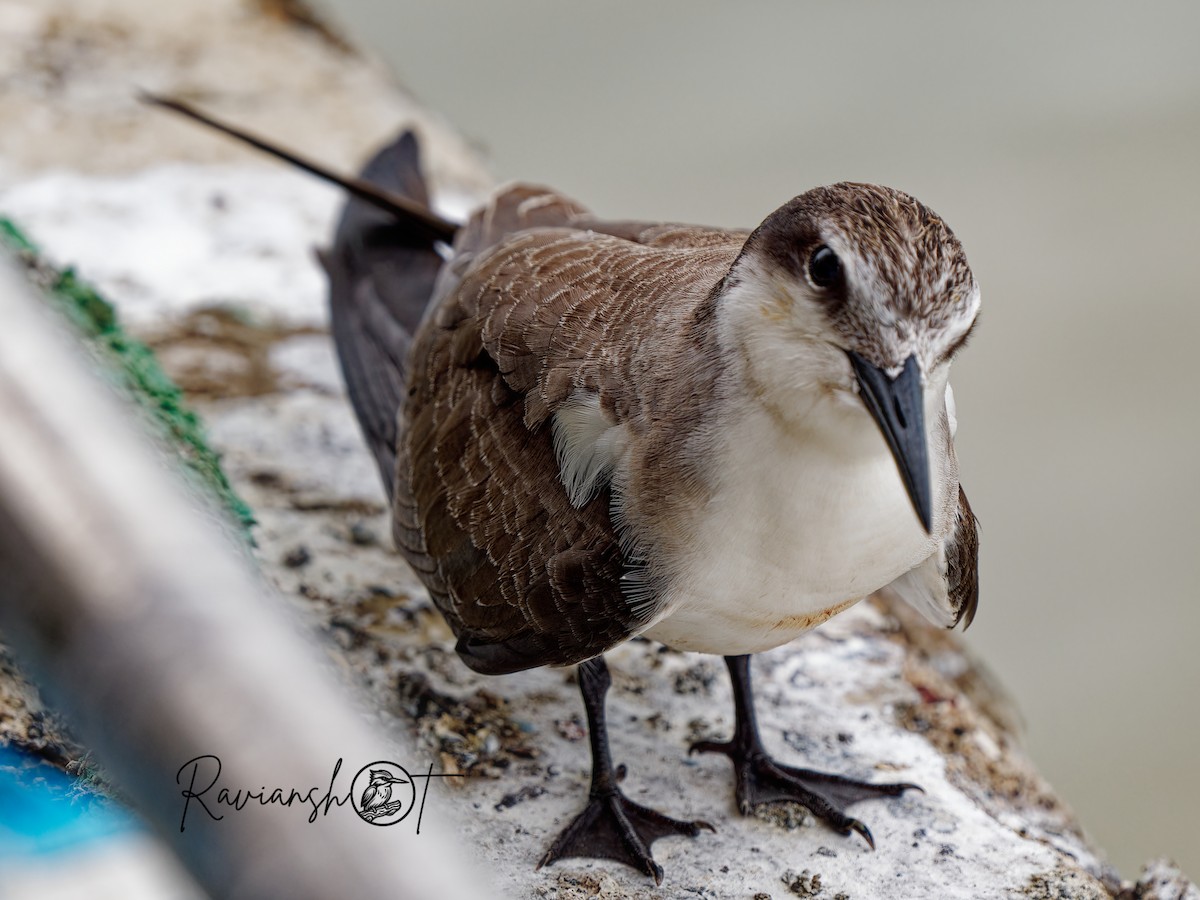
[393,186,746,673]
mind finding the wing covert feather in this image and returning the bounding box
[947,486,980,628]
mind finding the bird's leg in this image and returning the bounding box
[538,656,713,884]
[690,654,918,849]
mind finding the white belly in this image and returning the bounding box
[643,403,943,654]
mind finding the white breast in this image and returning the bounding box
[642,397,945,654]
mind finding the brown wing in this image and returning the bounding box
[394,186,745,673]
[948,485,980,629]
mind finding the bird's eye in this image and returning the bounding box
[807,245,842,289]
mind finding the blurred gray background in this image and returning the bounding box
[324,0,1200,878]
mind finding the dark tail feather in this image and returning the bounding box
[140,94,453,498]
[324,133,446,497]
[139,93,456,242]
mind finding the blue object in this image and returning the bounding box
[0,745,138,859]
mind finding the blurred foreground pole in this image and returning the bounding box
[0,253,481,899]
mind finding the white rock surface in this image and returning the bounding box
[2,167,338,329]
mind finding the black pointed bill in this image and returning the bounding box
[848,352,933,533]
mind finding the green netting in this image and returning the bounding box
[0,217,256,539]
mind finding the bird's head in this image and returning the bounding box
[722,182,980,533]
[368,768,407,786]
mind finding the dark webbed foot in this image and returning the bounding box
[541,656,712,883]
[538,788,713,884]
[689,738,916,848]
[693,655,919,849]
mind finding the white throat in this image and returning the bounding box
[638,272,957,654]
